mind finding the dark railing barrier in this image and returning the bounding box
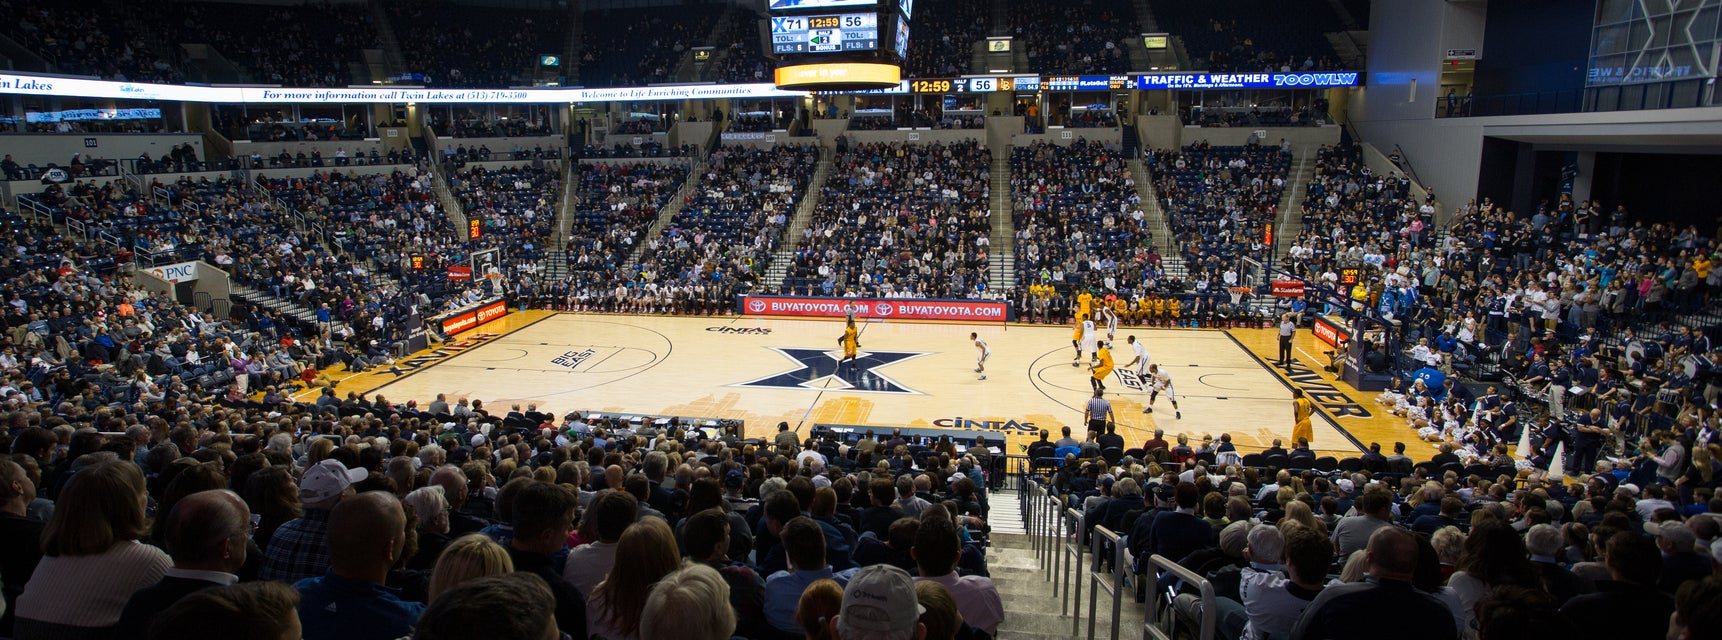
[1066,508,1087,635]
[1143,553,1217,640]
[1087,525,1126,640]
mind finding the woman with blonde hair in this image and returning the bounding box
[588,517,681,640]
[305,437,335,467]
[793,578,845,640]
[915,580,964,640]
[639,563,736,640]
[15,460,171,638]
[428,534,514,601]
[1337,549,1370,583]
[1280,499,1327,535]
[1676,442,1721,504]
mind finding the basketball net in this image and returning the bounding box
[1228,287,1249,307]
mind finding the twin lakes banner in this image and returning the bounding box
[738,295,1010,322]
[0,71,1359,106]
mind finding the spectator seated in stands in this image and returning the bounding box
[624,146,816,313]
[904,0,989,78]
[782,140,994,299]
[542,160,691,314]
[1152,0,1350,74]
[1010,0,1134,74]
[579,5,723,88]
[155,1,377,87]
[389,1,568,88]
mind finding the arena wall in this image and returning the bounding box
[0,132,204,167]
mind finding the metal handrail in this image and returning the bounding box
[1088,525,1126,640]
[1046,492,1060,591]
[1065,508,1086,633]
[1142,553,1216,640]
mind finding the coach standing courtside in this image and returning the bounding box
[1278,314,1296,366]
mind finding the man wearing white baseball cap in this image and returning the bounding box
[259,459,368,583]
[831,564,926,640]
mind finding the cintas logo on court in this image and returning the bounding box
[930,417,1040,433]
[706,326,772,335]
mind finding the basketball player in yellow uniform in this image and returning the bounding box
[1076,290,1094,324]
[1150,296,1166,326]
[1072,313,1088,365]
[1089,341,1115,392]
[1112,295,1130,327]
[1292,388,1315,446]
[841,317,860,370]
[1168,297,1183,326]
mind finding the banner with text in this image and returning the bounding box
[438,299,509,335]
[144,261,199,283]
[739,295,1009,322]
[1135,72,1360,90]
[0,73,806,104]
[1271,279,1306,298]
[1311,314,1352,348]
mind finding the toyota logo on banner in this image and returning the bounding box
[748,299,767,313]
[874,302,894,316]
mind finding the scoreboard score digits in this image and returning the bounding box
[771,13,879,54]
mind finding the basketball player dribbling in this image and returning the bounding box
[971,332,989,381]
[1072,314,1094,366]
[840,317,859,370]
[1123,334,1150,384]
[1144,363,1181,419]
[1089,340,1114,393]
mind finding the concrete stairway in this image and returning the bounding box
[553,157,577,246]
[1276,151,1313,261]
[229,282,349,336]
[366,0,410,78]
[763,147,834,291]
[987,490,1147,640]
[1326,0,1363,31]
[536,159,579,283]
[538,250,569,281]
[987,153,1015,293]
[990,0,1012,36]
[621,158,704,275]
[1131,0,1161,31]
[1324,32,1367,70]
[1129,158,1187,281]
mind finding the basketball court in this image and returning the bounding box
[318,312,1373,456]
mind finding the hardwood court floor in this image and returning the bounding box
[1231,326,1439,458]
[319,312,1386,456]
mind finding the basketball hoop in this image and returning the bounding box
[1227,286,1250,307]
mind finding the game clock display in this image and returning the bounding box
[771,13,879,54]
[907,76,1037,94]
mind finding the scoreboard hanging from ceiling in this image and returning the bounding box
[770,0,908,91]
[771,13,879,54]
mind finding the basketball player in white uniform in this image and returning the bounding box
[1076,317,1098,367]
[1104,306,1119,343]
[971,332,990,380]
[1123,335,1150,386]
[843,299,861,323]
[1144,363,1181,419]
